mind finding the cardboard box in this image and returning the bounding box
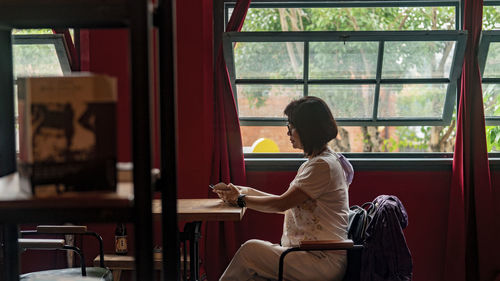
[17,74,117,195]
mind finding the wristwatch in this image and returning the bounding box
[237,194,246,208]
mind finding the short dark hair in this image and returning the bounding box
[284,96,338,157]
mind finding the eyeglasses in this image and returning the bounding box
[286,123,293,135]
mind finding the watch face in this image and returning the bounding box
[237,194,246,207]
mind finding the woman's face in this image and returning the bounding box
[287,123,303,150]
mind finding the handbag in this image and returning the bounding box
[348,202,377,244]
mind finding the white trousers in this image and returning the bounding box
[219,239,346,281]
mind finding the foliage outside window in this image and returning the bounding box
[225,4,500,154]
[481,6,500,152]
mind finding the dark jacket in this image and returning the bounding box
[361,195,413,281]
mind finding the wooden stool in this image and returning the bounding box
[94,254,188,281]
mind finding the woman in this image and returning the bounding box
[213,96,353,281]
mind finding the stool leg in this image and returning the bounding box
[112,269,122,281]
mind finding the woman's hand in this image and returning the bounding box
[212,182,241,205]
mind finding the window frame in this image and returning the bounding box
[478,30,500,125]
[12,33,73,78]
[223,30,467,126]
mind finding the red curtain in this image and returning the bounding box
[53,29,80,71]
[445,0,499,280]
[204,0,251,280]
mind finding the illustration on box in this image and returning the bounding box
[17,74,118,194]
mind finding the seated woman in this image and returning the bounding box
[213,96,354,281]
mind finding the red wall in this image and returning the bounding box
[244,170,452,281]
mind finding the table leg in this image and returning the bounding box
[182,222,202,281]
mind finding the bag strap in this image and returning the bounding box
[361,202,375,211]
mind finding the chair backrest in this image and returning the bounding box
[344,195,412,281]
[19,225,112,281]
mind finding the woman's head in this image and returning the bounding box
[284,96,338,157]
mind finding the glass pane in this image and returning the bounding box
[241,126,302,153]
[483,6,500,30]
[308,84,375,119]
[236,84,303,117]
[331,126,456,152]
[234,42,303,79]
[240,7,456,31]
[378,84,447,118]
[486,126,500,152]
[382,41,456,79]
[309,42,378,79]
[482,84,500,117]
[13,44,64,78]
[242,125,457,153]
[483,42,500,78]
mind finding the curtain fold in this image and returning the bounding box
[445,0,499,280]
[205,0,251,280]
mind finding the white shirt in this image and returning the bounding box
[281,148,350,248]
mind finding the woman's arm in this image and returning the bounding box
[213,183,310,214]
[212,182,273,197]
[235,185,274,197]
[245,187,310,213]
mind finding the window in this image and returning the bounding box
[223,2,470,154]
[481,3,500,153]
[12,30,72,151]
[478,31,500,126]
[12,34,72,78]
[224,32,466,126]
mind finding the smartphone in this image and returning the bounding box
[209,184,215,189]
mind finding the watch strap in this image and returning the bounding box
[237,194,246,208]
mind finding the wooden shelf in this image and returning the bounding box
[0,0,131,28]
[0,0,163,279]
[0,174,134,223]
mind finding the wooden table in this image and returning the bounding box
[154,198,245,281]
[153,198,245,221]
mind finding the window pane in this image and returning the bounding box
[243,125,457,153]
[13,44,64,78]
[234,42,303,79]
[239,7,456,31]
[382,41,456,79]
[486,126,500,152]
[483,6,500,30]
[241,126,302,153]
[378,84,447,118]
[482,84,500,117]
[309,85,375,119]
[483,42,500,78]
[309,42,378,79]
[236,84,303,117]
